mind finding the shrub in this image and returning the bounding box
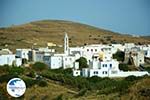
[23,78,37,88]
[32,62,48,72]
[27,71,36,78]
[119,63,129,71]
[54,94,63,100]
[114,80,130,94]
[125,75,140,82]
[0,88,9,100]
[144,67,150,73]
[0,74,19,83]
[41,69,144,96]
[38,80,48,87]
[8,66,24,75]
[87,76,102,83]
[139,88,150,97]
[0,65,9,74]
[75,88,87,97]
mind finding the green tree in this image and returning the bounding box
[76,57,88,69]
[113,51,125,61]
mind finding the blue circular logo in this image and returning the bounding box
[7,78,26,97]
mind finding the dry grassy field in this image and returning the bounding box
[0,20,149,51]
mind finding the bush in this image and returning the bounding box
[75,88,87,97]
[87,76,102,83]
[114,80,130,95]
[23,78,37,88]
[119,63,129,71]
[144,67,150,73]
[0,65,9,74]
[139,88,150,97]
[125,75,140,82]
[0,88,9,100]
[54,94,63,100]
[41,69,145,96]
[27,70,36,78]
[0,74,19,83]
[8,66,24,75]
[32,62,48,72]
[38,80,48,87]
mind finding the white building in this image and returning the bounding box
[142,45,150,58]
[0,54,15,66]
[43,33,77,69]
[0,49,22,66]
[63,56,76,69]
[48,56,63,69]
[124,47,145,67]
[69,44,115,64]
[124,43,135,50]
[31,47,55,62]
[73,58,149,77]
[111,44,125,53]
[73,48,149,77]
[16,49,31,60]
[13,33,150,77]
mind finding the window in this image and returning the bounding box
[145,51,147,55]
[102,71,105,74]
[105,64,107,67]
[95,49,97,52]
[110,64,112,68]
[65,58,67,61]
[43,56,49,61]
[94,71,98,74]
[102,71,107,74]
[76,72,78,74]
[91,49,93,52]
[103,64,105,67]
[87,49,89,52]
[69,58,72,61]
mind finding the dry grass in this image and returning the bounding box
[24,82,75,100]
[121,77,150,100]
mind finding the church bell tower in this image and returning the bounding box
[64,32,69,55]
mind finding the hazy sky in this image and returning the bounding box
[0,0,150,35]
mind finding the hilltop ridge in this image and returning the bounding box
[0,20,149,50]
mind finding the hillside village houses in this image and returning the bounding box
[0,33,150,77]
[0,49,22,66]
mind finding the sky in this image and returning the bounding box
[0,0,150,35]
